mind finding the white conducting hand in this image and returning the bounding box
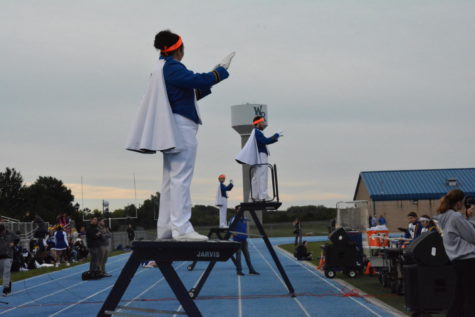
[229,179,233,184]
[277,131,284,137]
[217,52,236,70]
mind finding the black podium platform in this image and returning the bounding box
[187,228,238,272]
[97,240,240,317]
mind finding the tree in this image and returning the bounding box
[137,193,160,229]
[24,176,75,223]
[0,167,26,219]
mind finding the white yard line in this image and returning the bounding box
[249,240,312,317]
[238,274,243,317]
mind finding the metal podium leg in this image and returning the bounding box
[189,261,216,299]
[249,210,295,296]
[97,254,141,317]
[158,262,203,317]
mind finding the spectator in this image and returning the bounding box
[72,239,88,261]
[294,240,312,261]
[230,206,259,276]
[293,218,302,246]
[52,225,69,268]
[419,215,436,233]
[11,230,27,272]
[86,217,102,275]
[0,224,18,296]
[371,215,377,227]
[127,224,135,245]
[78,226,87,247]
[33,214,48,247]
[405,212,422,239]
[98,219,112,277]
[435,189,475,317]
[378,215,386,226]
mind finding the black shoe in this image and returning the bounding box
[237,271,245,276]
[249,271,260,275]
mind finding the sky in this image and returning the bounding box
[1,0,474,212]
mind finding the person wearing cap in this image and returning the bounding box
[126,29,234,241]
[215,174,234,228]
[235,116,281,200]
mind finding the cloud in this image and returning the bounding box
[67,183,152,200]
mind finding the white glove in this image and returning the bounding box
[277,131,284,137]
[229,179,233,184]
[216,52,235,70]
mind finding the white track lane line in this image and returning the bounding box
[1,264,126,316]
[249,240,311,317]
[238,274,243,317]
[275,244,384,317]
[118,262,186,315]
[48,263,156,317]
[13,254,128,295]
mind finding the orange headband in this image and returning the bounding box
[161,36,183,54]
[253,118,265,125]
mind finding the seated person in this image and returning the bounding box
[72,238,89,261]
[294,241,312,261]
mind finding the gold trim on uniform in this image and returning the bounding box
[212,70,221,83]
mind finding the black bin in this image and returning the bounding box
[403,231,455,313]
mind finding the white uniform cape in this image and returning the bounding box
[235,129,263,165]
[215,184,226,206]
[125,60,178,154]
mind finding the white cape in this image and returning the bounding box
[215,184,226,206]
[125,60,178,154]
[235,129,262,165]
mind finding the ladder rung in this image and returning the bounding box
[117,306,187,315]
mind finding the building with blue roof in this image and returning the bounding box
[353,168,475,231]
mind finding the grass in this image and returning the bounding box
[5,250,128,283]
[279,241,410,315]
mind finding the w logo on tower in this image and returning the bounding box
[253,105,266,118]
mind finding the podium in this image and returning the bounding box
[97,240,240,317]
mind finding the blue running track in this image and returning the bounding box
[0,237,398,316]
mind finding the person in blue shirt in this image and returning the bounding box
[229,206,259,276]
[154,30,233,241]
[215,174,234,228]
[251,116,280,200]
[378,215,386,226]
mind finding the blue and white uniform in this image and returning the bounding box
[152,56,229,239]
[215,181,234,228]
[52,230,69,251]
[236,127,279,200]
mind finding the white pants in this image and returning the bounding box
[251,152,269,201]
[157,114,198,238]
[219,200,228,228]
